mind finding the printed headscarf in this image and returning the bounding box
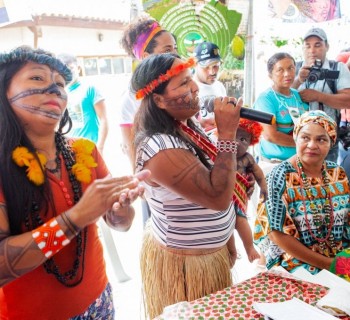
[0,46,72,82]
[293,110,337,146]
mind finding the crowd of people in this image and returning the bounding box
[0,14,350,320]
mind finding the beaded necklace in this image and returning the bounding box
[296,157,338,257]
[24,132,87,287]
[46,149,61,174]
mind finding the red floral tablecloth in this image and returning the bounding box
[155,270,350,320]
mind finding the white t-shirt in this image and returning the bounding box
[118,86,140,126]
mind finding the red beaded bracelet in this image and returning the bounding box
[216,140,238,154]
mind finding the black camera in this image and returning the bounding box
[338,126,350,151]
[307,59,339,83]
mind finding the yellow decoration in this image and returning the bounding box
[231,35,245,60]
[12,138,97,186]
[71,163,92,184]
[71,139,97,184]
[71,139,95,155]
[12,147,47,186]
[27,158,46,186]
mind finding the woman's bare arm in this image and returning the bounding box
[144,147,236,211]
[269,230,333,270]
[0,204,75,287]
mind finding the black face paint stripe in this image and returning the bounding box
[13,102,62,120]
[9,83,67,103]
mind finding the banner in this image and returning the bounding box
[0,0,32,28]
[143,0,242,60]
[0,0,9,24]
[268,0,341,23]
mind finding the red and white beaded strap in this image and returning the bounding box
[216,140,238,154]
[32,217,70,258]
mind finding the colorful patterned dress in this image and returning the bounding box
[254,160,350,274]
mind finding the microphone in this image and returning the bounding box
[201,97,276,125]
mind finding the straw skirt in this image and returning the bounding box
[140,228,233,319]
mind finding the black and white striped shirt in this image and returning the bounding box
[136,133,236,249]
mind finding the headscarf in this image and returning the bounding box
[0,46,72,82]
[293,110,337,146]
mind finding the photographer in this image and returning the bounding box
[292,27,350,162]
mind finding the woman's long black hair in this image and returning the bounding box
[131,53,211,170]
[0,53,72,235]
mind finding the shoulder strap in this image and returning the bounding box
[295,61,303,76]
[326,60,338,94]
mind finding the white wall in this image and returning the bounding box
[0,27,35,51]
[0,26,126,56]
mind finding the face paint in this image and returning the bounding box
[8,83,67,103]
[8,83,66,121]
[12,102,62,120]
[163,91,198,110]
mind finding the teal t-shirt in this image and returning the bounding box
[253,87,309,160]
[67,80,104,143]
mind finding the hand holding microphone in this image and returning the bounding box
[212,96,242,140]
[201,97,276,125]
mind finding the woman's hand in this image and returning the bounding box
[104,182,146,231]
[214,96,242,141]
[112,182,145,211]
[68,170,150,229]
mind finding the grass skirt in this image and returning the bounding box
[140,228,232,319]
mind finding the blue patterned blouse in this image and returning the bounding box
[254,161,350,274]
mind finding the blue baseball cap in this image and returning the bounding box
[193,41,222,67]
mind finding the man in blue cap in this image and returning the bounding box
[193,41,226,132]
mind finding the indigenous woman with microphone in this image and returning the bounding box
[131,53,242,319]
[254,52,309,175]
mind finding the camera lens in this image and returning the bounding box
[307,73,318,83]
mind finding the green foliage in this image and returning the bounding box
[222,48,244,70]
[271,37,288,48]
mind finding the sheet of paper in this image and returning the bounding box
[292,268,350,291]
[253,297,339,320]
[317,287,350,316]
[314,269,350,291]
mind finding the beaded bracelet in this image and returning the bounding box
[32,217,70,258]
[216,140,238,154]
[61,211,80,236]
